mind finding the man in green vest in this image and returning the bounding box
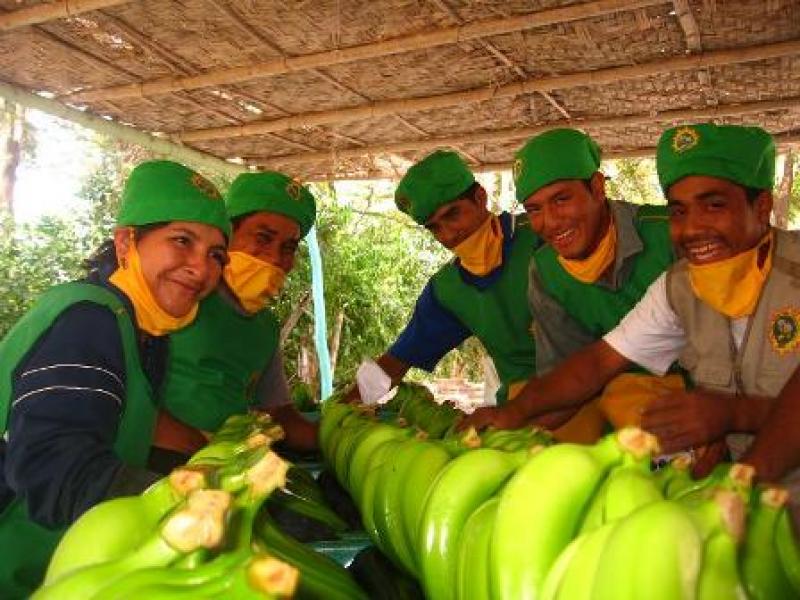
[461,123,799,486]
[352,150,539,408]
[156,172,318,461]
[463,128,679,432]
[0,160,230,597]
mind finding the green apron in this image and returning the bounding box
[431,217,540,405]
[0,282,157,598]
[533,205,674,337]
[162,291,279,432]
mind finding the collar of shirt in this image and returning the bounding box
[597,200,646,291]
[456,211,515,290]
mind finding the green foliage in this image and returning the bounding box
[604,158,663,205]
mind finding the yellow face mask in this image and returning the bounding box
[109,236,198,337]
[223,251,286,314]
[689,230,773,319]
[452,214,504,276]
[557,218,617,284]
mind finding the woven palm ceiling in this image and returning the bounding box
[1,0,799,180]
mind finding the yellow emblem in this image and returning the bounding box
[512,158,523,181]
[769,308,800,355]
[285,179,303,201]
[190,173,221,200]
[671,126,700,154]
[396,194,411,213]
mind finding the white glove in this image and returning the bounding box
[356,358,395,406]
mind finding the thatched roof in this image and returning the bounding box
[2,0,799,180]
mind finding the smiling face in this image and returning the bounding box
[522,172,610,260]
[114,221,227,318]
[229,211,301,273]
[424,186,490,250]
[667,175,772,265]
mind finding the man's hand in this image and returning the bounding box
[343,385,361,404]
[532,406,581,431]
[457,403,527,432]
[641,389,734,454]
[691,440,728,478]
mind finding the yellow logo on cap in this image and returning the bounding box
[672,126,700,154]
[769,308,800,355]
[190,173,221,200]
[512,158,523,181]
[286,179,303,201]
[396,194,411,213]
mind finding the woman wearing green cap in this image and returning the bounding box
[0,160,230,597]
[152,171,318,466]
[461,124,800,492]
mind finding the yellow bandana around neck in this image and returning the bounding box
[452,214,504,276]
[557,217,617,284]
[109,239,198,336]
[223,251,286,314]
[688,230,774,319]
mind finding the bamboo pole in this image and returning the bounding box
[0,0,132,31]
[255,97,800,167]
[178,39,800,143]
[0,81,246,177]
[64,0,663,103]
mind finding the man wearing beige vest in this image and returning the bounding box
[461,123,800,510]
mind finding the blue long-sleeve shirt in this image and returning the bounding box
[0,276,165,528]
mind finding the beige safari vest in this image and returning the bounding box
[667,228,800,496]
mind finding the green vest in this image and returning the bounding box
[162,291,279,432]
[431,217,540,404]
[0,282,156,598]
[533,205,673,338]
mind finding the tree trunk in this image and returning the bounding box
[774,150,795,229]
[328,309,345,377]
[0,103,24,220]
[280,290,310,346]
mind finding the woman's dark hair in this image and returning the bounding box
[82,223,165,277]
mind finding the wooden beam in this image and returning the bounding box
[0,0,131,31]
[474,131,800,171]
[255,97,800,167]
[63,0,664,102]
[179,39,800,143]
[0,80,246,177]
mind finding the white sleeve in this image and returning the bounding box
[602,273,687,376]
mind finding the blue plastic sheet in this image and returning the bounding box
[307,225,333,401]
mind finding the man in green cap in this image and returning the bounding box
[462,124,800,486]
[0,160,230,596]
[153,171,319,463]
[462,128,678,435]
[352,149,544,415]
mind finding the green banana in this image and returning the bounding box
[418,447,525,600]
[256,516,369,600]
[697,530,747,600]
[33,489,233,600]
[489,429,637,599]
[267,487,348,533]
[319,402,355,457]
[347,422,410,503]
[455,497,499,600]
[373,438,430,576]
[580,450,662,533]
[591,500,704,600]
[360,438,407,551]
[775,504,800,594]
[549,522,617,600]
[402,440,452,558]
[741,487,796,600]
[332,416,375,485]
[44,467,206,584]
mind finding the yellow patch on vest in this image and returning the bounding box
[768,308,800,355]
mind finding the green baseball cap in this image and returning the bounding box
[513,128,602,202]
[395,150,476,224]
[657,123,775,192]
[226,171,316,237]
[117,160,231,239]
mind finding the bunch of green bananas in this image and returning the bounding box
[36,413,301,599]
